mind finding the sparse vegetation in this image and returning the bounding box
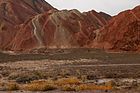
[0,49,139,92]
[20,77,114,91]
[56,77,81,86]
[61,84,76,91]
[22,80,56,91]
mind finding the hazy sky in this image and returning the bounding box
[46,0,140,15]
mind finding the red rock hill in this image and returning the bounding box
[10,9,111,51]
[0,0,54,50]
[0,0,111,51]
[91,5,140,51]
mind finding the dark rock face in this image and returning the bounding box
[99,12,112,21]
[91,5,140,51]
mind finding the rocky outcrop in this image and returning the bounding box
[91,5,140,51]
[10,9,111,51]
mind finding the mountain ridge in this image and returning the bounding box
[1,0,139,52]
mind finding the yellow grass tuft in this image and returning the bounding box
[61,84,76,91]
[7,82,19,91]
[22,80,56,91]
[56,77,81,86]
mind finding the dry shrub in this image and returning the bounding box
[0,81,4,87]
[105,81,115,86]
[75,84,88,91]
[7,82,19,91]
[56,77,81,86]
[0,81,6,91]
[22,80,56,91]
[135,83,140,91]
[61,84,76,91]
[137,86,140,91]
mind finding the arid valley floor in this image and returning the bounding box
[0,49,140,93]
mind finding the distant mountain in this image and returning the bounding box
[91,5,140,51]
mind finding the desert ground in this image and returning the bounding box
[0,48,140,93]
